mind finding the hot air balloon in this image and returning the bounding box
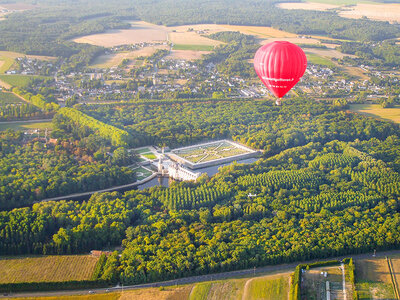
[254,41,307,105]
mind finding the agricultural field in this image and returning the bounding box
[277,2,339,11]
[354,257,395,299]
[90,45,169,68]
[339,3,400,23]
[73,21,168,47]
[0,255,98,283]
[0,120,53,131]
[278,1,400,24]
[0,74,48,88]
[301,266,349,300]
[172,140,253,164]
[349,104,400,124]
[0,91,23,104]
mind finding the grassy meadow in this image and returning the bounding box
[306,53,335,67]
[246,275,289,300]
[0,255,99,283]
[0,74,48,88]
[349,103,400,123]
[0,121,53,131]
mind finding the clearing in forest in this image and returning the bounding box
[0,255,99,283]
[354,257,395,299]
[350,104,400,124]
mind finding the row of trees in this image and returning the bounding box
[13,88,59,112]
[55,107,132,147]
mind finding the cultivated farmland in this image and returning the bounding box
[0,255,99,283]
[73,21,168,47]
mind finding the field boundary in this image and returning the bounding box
[387,256,400,299]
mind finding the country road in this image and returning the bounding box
[3,249,400,299]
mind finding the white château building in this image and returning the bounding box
[157,157,201,181]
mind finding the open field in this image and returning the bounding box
[11,285,193,300]
[172,140,252,164]
[306,53,335,67]
[0,3,38,10]
[169,31,222,47]
[0,51,55,74]
[245,275,290,300]
[0,121,53,131]
[389,256,400,299]
[278,1,400,23]
[172,44,214,51]
[0,255,98,283]
[349,104,400,124]
[339,3,400,23]
[355,257,395,299]
[73,21,168,47]
[189,282,211,300]
[0,91,23,104]
[277,2,339,11]
[0,75,48,88]
[306,48,355,59]
[90,45,169,68]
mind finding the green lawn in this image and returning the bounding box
[306,53,335,67]
[173,44,214,51]
[0,121,53,131]
[142,153,157,160]
[0,75,49,88]
[0,91,23,104]
[189,282,212,300]
[136,147,152,154]
[135,167,153,181]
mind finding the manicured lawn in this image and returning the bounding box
[0,121,53,131]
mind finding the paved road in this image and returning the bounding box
[3,249,400,299]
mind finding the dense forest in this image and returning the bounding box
[0,130,136,209]
[2,135,400,283]
[2,98,400,284]
[78,98,397,154]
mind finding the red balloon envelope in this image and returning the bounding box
[254,41,307,99]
